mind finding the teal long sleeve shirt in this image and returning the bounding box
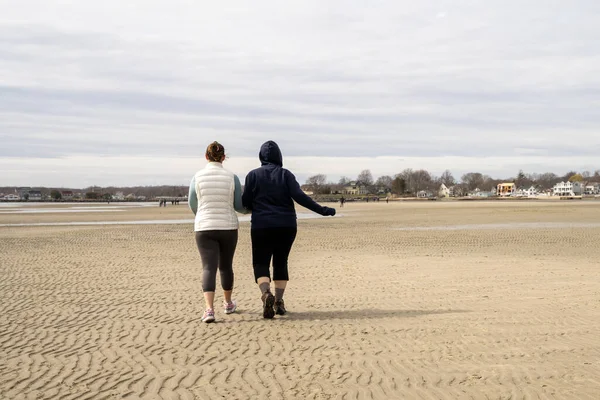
[188,174,248,215]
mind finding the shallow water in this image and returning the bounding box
[391,222,600,231]
[0,209,126,214]
[0,202,154,209]
[0,202,158,214]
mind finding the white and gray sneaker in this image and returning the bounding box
[201,308,215,323]
[224,300,237,315]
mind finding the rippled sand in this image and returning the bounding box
[1,201,599,399]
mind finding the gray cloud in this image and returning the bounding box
[1,0,599,186]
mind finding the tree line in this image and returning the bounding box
[304,169,600,196]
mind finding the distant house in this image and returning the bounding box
[497,183,516,197]
[17,187,31,199]
[553,181,583,196]
[417,190,434,198]
[471,191,494,198]
[375,186,391,195]
[112,191,125,201]
[61,190,74,200]
[516,186,538,197]
[329,185,343,195]
[584,183,600,195]
[28,190,42,201]
[3,194,20,201]
[438,183,450,198]
[343,181,368,196]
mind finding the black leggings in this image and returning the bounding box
[195,230,238,292]
[251,227,297,282]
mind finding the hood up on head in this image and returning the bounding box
[259,140,283,166]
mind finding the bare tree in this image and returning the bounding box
[515,170,528,188]
[305,174,327,193]
[338,176,351,186]
[391,177,406,195]
[535,172,560,189]
[461,172,485,192]
[453,183,468,197]
[375,175,393,188]
[428,175,440,191]
[562,171,578,181]
[396,169,414,194]
[481,175,498,191]
[412,169,432,193]
[440,170,455,187]
[357,170,374,186]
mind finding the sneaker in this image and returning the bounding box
[224,300,237,315]
[275,299,286,316]
[201,309,215,323]
[261,292,275,319]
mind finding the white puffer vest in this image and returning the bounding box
[193,163,239,232]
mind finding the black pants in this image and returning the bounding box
[195,230,238,292]
[251,227,297,282]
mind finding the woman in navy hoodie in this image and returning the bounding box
[242,141,336,319]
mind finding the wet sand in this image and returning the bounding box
[1,201,599,399]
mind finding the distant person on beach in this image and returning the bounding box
[340,197,345,207]
[189,141,248,323]
[242,140,336,319]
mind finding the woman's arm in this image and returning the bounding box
[188,176,198,215]
[242,172,254,210]
[286,170,336,216]
[233,175,249,214]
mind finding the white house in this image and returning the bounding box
[343,181,368,196]
[553,181,583,196]
[438,184,450,198]
[516,186,539,197]
[584,183,600,195]
[112,191,125,201]
[3,194,20,201]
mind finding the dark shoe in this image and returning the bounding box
[261,292,275,319]
[275,299,286,316]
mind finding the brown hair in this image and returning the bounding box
[206,141,226,162]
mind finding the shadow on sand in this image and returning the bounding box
[282,308,469,321]
[191,309,469,324]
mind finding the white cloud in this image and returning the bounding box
[1,0,599,186]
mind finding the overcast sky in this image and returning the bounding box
[1,0,599,187]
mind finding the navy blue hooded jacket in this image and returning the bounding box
[242,141,335,229]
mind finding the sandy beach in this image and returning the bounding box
[1,200,599,399]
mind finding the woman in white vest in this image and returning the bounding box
[188,141,248,323]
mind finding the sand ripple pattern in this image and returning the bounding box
[1,202,600,399]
